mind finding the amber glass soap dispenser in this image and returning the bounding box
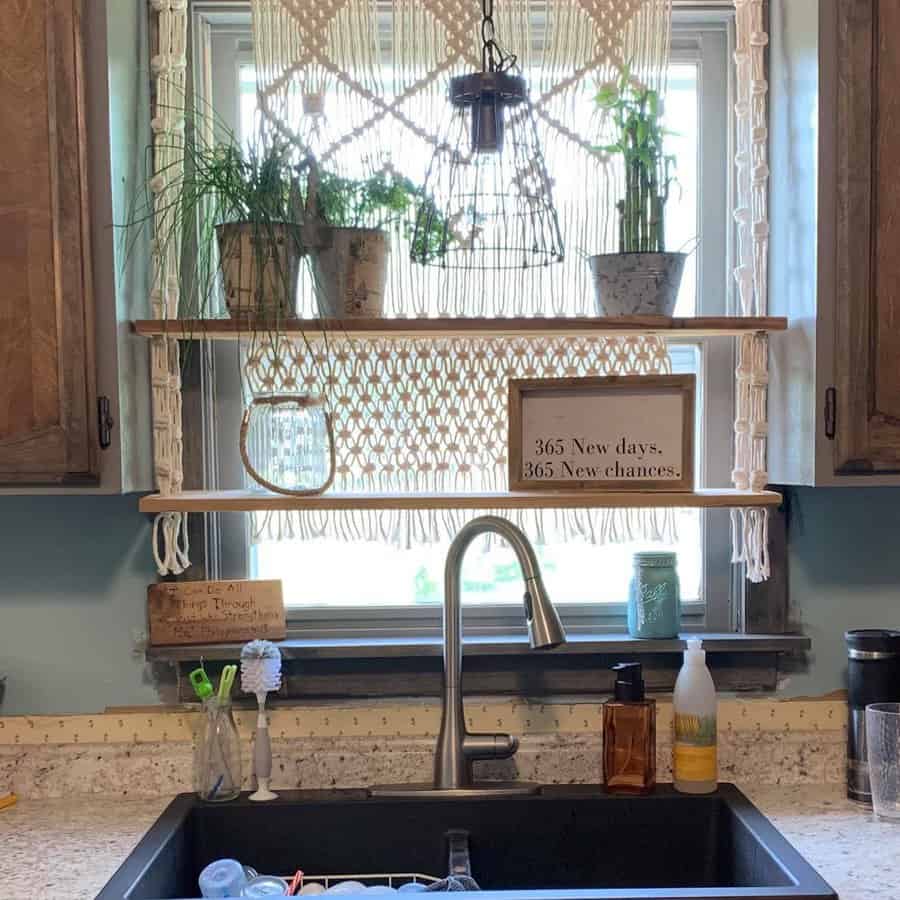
[602,662,656,793]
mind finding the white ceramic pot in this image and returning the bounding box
[311,226,389,318]
[216,221,302,318]
[589,251,687,317]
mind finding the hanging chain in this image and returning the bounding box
[480,0,516,73]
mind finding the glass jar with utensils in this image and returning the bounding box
[192,665,242,802]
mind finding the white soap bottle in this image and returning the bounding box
[673,638,717,794]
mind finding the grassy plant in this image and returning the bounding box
[126,115,447,321]
[595,67,676,254]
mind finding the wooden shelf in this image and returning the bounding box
[133,315,787,341]
[139,488,783,514]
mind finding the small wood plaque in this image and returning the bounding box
[147,579,286,646]
[508,375,695,492]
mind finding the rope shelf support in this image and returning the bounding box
[149,0,189,575]
[731,0,771,582]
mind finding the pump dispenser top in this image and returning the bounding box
[612,662,645,701]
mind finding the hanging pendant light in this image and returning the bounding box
[410,0,564,269]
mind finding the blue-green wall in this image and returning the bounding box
[0,496,159,714]
[1,488,898,714]
[783,487,900,696]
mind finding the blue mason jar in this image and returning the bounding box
[627,552,681,639]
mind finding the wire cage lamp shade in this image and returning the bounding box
[410,3,564,269]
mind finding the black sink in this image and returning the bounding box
[96,784,836,900]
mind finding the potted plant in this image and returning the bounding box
[128,131,308,321]
[307,168,444,318]
[589,68,685,317]
[130,121,445,322]
[203,142,307,319]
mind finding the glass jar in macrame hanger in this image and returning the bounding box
[240,328,336,495]
[240,393,336,495]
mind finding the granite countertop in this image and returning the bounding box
[0,785,894,900]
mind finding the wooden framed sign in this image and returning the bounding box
[148,579,286,646]
[508,375,695,492]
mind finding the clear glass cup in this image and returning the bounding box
[195,698,242,802]
[866,702,900,820]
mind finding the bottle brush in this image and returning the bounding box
[241,639,282,801]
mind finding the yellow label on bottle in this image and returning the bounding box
[674,742,717,782]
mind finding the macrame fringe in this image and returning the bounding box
[730,507,769,584]
[152,512,191,576]
[251,507,680,549]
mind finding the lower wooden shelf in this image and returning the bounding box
[138,488,782,513]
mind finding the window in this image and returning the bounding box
[193,4,737,639]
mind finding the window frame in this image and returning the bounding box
[189,3,741,642]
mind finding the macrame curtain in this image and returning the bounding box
[242,0,679,548]
[244,333,679,545]
[250,0,673,317]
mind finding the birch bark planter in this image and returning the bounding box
[589,252,687,317]
[312,226,389,317]
[217,222,302,318]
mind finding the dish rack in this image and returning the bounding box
[284,872,441,891]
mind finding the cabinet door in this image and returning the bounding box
[834,0,900,473]
[0,0,96,483]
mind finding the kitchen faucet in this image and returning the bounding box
[372,515,567,797]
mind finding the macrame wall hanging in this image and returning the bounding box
[731,0,770,582]
[249,0,673,318]
[240,0,681,549]
[242,333,679,546]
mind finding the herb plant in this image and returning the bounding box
[312,168,447,262]
[595,67,676,254]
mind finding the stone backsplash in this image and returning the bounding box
[0,699,846,799]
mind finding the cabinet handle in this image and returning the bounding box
[97,396,115,449]
[824,387,836,440]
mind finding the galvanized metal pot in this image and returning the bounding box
[312,226,389,318]
[589,251,687,317]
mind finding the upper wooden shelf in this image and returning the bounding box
[139,488,783,514]
[133,315,788,341]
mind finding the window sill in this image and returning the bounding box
[149,632,809,662]
[156,633,809,701]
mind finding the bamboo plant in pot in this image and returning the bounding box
[589,70,685,317]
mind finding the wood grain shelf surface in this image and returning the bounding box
[133,315,788,340]
[139,488,783,514]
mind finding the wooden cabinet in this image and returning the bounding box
[833,0,900,474]
[0,0,154,491]
[0,0,97,483]
[768,0,900,485]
